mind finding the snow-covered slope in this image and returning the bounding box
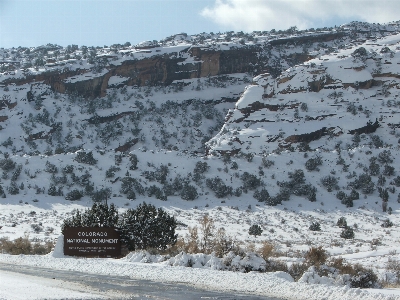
[1,20,400,297]
[207,32,400,156]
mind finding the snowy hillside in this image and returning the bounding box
[1,21,400,298]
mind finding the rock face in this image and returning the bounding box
[62,72,107,99]
[348,120,380,135]
[284,127,330,144]
[6,48,263,99]
[1,32,354,99]
[206,32,400,156]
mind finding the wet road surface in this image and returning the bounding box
[0,262,286,300]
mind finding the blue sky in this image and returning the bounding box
[0,0,399,48]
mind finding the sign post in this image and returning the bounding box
[63,227,121,258]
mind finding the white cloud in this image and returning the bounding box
[200,0,400,31]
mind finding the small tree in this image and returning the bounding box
[249,224,263,237]
[129,154,138,170]
[7,181,19,195]
[61,203,119,234]
[337,217,347,228]
[194,161,209,174]
[352,47,368,59]
[230,161,239,170]
[383,165,395,176]
[378,150,393,164]
[300,102,308,112]
[336,191,346,200]
[369,157,380,176]
[241,172,261,190]
[91,187,112,204]
[48,184,58,196]
[11,164,22,181]
[305,156,322,171]
[378,187,389,212]
[349,189,359,200]
[65,189,83,201]
[147,185,167,201]
[253,189,270,202]
[390,176,400,187]
[381,219,393,228]
[45,161,58,174]
[350,267,378,288]
[0,157,15,171]
[341,197,353,208]
[320,175,338,192]
[75,151,97,165]
[309,221,321,231]
[262,157,275,168]
[118,202,177,251]
[126,190,136,200]
[180,184,198,201]
[120,176,145,195]
[0,184,5,198]
[206,177,232,198]
[340,226,355,239]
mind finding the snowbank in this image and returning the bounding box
[0,269,101,300]
[0,251,398,300]
[50,235,66,258]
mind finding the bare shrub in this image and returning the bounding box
[199,215,215,253]
[186,226,200,253]
[0,237,53,255]
[213,227,237,257]
[165,238,187,256]
[245,242,256,253]
[327,257,357,275]
[304,246,328,266]
[167,226,200,256]
[0,237,32,254]
[257,241,276,260]
[288,262,309,281]
[32,241,53,255]
[327,257,379,288]
[265,259,288,273]
[386,258,400,283]
[170,216,236,257]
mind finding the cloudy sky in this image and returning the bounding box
[0,0,399,48]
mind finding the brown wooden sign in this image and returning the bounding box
[63,227,121,258]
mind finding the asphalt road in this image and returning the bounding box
[0,262,285,300]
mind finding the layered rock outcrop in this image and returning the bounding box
[206,32,400,156]
[1,32,349,99]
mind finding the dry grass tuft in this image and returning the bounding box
[0,237,53,255]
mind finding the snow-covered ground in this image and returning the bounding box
[0,269,106,300]
[0,238,399,300]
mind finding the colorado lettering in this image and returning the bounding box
[78,231,108,237]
